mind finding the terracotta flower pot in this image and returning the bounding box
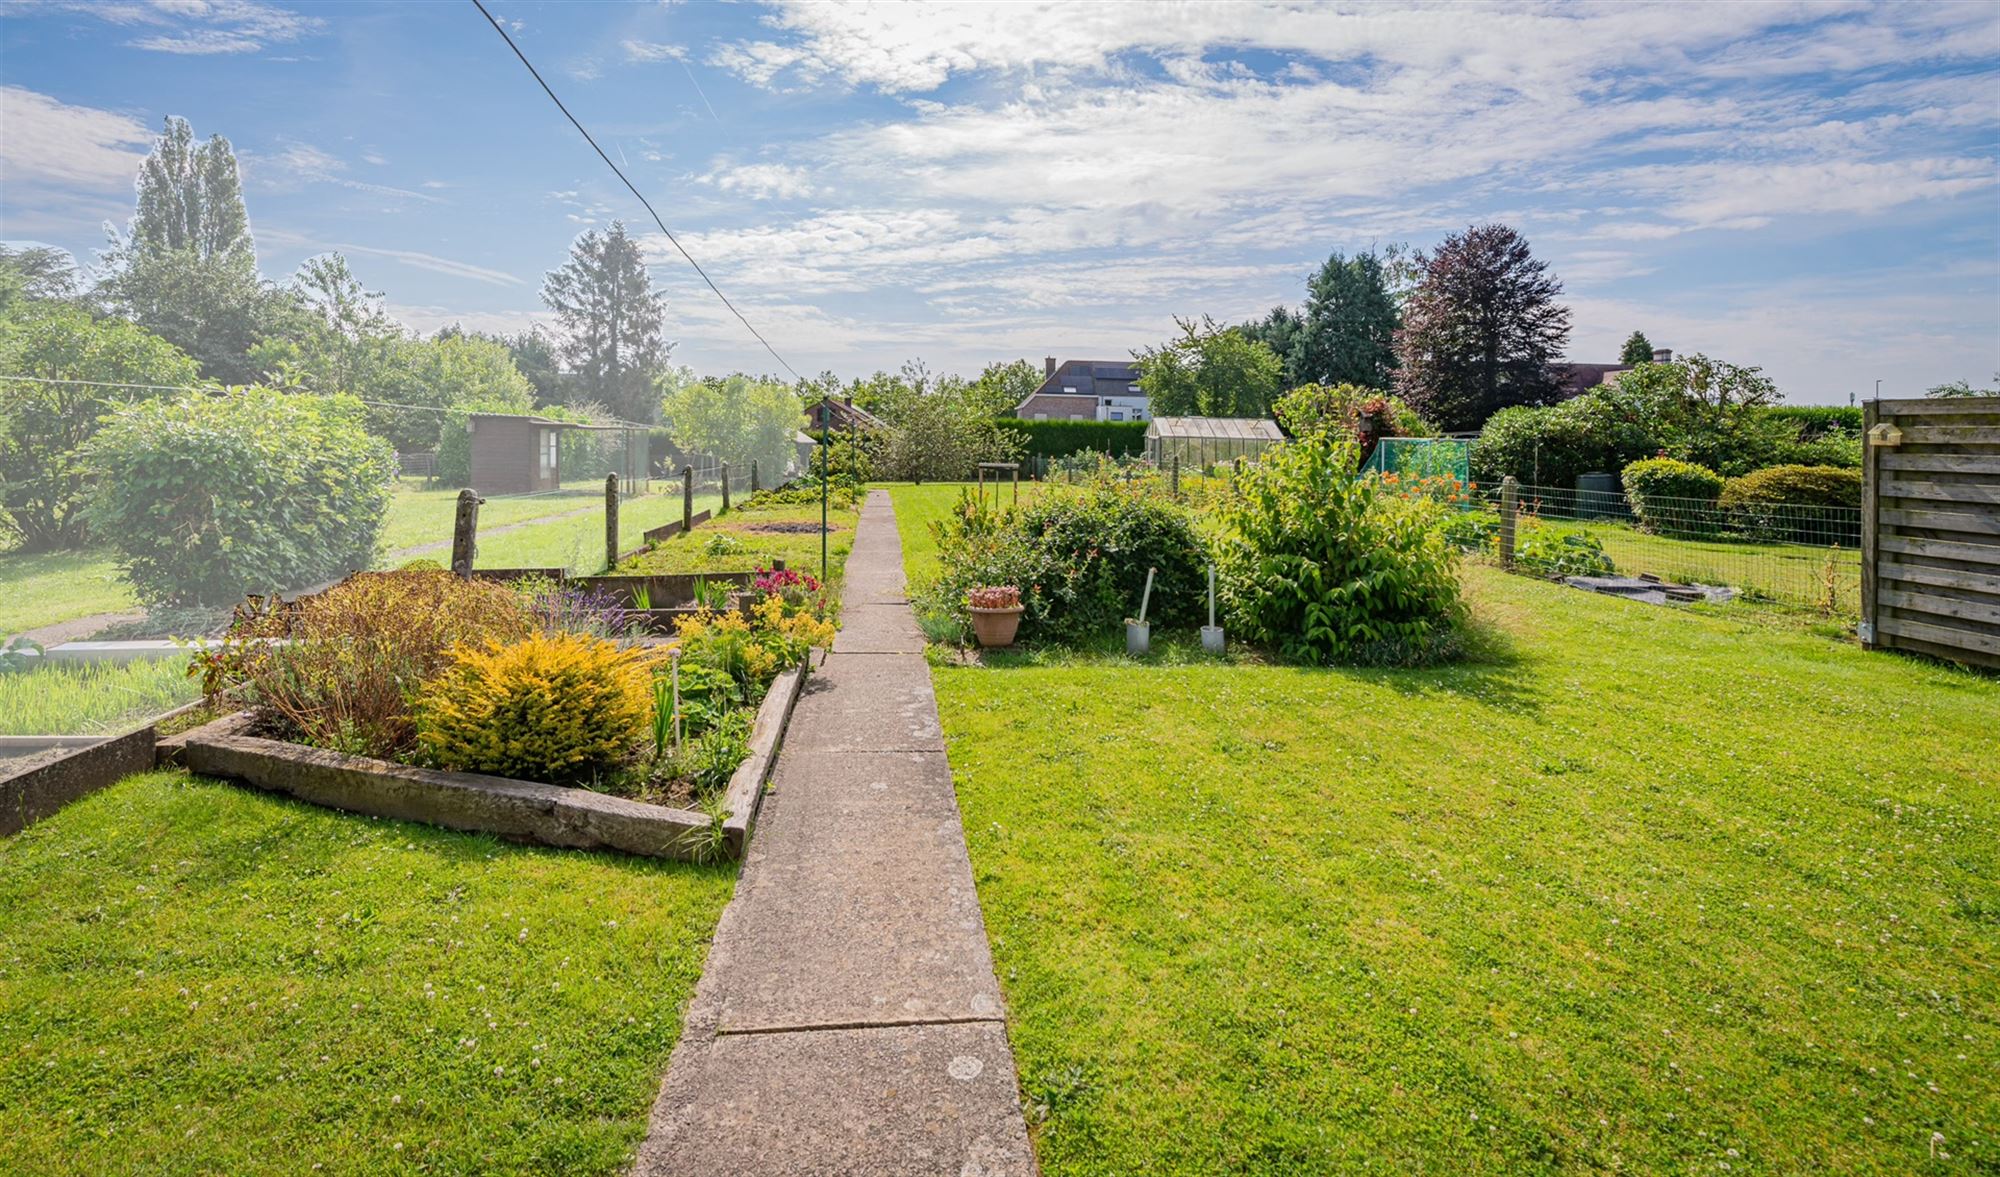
[969,604,1025,648]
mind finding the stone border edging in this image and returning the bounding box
[720,659,807,856]
[170,660,810,860]
[1,726,156,836]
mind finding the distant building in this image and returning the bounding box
[804,395,886,433]
[1554,347,1673,400]
[1013,357,1151,422]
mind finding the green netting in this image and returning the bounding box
[1361,437,1471,482]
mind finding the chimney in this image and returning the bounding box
[1045,356,1058,378]
[842,394,853,407]
[1652,347,1673,363]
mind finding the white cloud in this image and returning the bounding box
[251,143,443,204]
[16,0,324,55]
[0,86,152,193]
[623,39,687,62]
[699,162,815,201]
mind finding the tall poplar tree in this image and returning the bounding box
[541,222,670,424]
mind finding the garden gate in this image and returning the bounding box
[1860,395,2000,669]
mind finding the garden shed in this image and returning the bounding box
[465,412,648,495]
[1145,416,1285,468]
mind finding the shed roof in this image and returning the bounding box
[1144,416,1285,441]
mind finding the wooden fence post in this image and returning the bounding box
[1171,455,1180,499]
[1859,400,1879,648]
[450,488,482,578]
[682,465,693,533]
[751,460,760,494]
[1499,476,1519,570]
[721,462,731,514]
[604,472,620,572]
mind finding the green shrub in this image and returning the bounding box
[86,387,396,606]
[998,418,1148,460]
[415,631,652,788]
[196,569,531,759]
[1216,434,1465,666]
[1514,521,1615,577]
[1766,405,1862,439]
[1273,383,1434,442]
[1472,393,1658,492]
[1621,457,1724,536]
[917,485,1209,645]
[1719,465,1862,544]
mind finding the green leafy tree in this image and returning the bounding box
[502,327,565,407]
[130,116,252,263]
[1925,375,1999,399]
[877,393,1025,483]
[1394,224,1571,431]
[0,246,80,313]
[1619,330,1655,366]
[1298,249,1401,388]
[1241,306,1306,384]
[86,386,394,606]
[660,369,806,480]
[1135,316,1284,418]
[0,305,200,550]
[1613,354,1778,472]
[542,222,670,424]
[964,359,1043,418]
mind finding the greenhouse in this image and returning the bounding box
[1144,416,1286,467]
[1360,436,1472,482]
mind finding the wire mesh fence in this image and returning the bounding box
[1437,480,1862,615]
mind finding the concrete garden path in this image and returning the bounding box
[636,490,1035,1176]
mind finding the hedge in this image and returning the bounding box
[997,418,1148,460]
[1766,405,1862,439]
[1719,464,1862,544]
[1621,457,1723,537]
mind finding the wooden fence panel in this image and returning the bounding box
[1862,396,2000,669]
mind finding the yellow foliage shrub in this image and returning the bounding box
[414,632,651,788]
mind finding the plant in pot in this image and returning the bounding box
[967,585,1025,648]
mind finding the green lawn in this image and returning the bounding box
[0,656,198,735]
[0,770,734,1174]
[0,482,706,635]
[0,548,137,634]
[886,483,1999,1176]
[1528,514,1861,614]
[615,498,859,585]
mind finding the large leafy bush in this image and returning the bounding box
[87,386,395,606]
[1719,465,1862,544]
[917,486,1208,645]
[197,570,531,758]
[1216,434,1465,665]
[416,631,653,787]
[1621,457,1724,536]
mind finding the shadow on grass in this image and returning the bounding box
[926,610,1546,714]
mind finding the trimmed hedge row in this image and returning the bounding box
[1766,405,1863,439]
[997,418,1148,459]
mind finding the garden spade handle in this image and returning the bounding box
[1139,566,1156,624]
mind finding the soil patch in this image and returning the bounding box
[737,521,842,535]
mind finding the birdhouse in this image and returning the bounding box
[1867,422,1903,447]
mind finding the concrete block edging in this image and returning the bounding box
[173,659,810,861]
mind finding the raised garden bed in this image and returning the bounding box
[172,660,806,861]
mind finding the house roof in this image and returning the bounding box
[1552,363,1633,399]
[1144,416,1286,441]
[1015,359,1145,412]
[806,396,886,430]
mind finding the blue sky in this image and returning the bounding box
[2,0,1996,402]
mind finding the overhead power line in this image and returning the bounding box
[0,373,651,428]
[468,0,804,382]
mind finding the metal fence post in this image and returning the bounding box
[1499,475,1519,570]
[682,465,693,533]
[721,462,731,513]
[450,488,482,578]
[604,472,620,572]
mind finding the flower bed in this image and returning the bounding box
[186,569,833,858]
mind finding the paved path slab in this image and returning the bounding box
[638,490,1033,1177]
[784,652,945,752]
